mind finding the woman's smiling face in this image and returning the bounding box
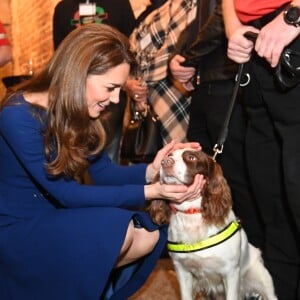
[86,62,130,118]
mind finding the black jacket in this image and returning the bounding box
[173,0,238,83]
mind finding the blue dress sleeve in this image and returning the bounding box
[0,101,148,209]
[88,152,148,185]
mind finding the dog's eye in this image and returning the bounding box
[188,154,196,161]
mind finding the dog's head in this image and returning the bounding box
[146,148,232,226]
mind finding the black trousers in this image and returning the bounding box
[243,6,300,299]
[244,51,300,299]
[187,79,264,248]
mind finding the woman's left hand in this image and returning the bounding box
[146,141,201,182]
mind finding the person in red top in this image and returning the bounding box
[222,0,300,299]
[0,21,12,67]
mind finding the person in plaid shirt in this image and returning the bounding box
[126,0,198,144]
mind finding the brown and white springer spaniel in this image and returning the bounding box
[146,148,277,300]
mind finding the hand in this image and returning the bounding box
[145,173,206,202]
[125,78,148,103]
[182,81,196,91]
[134,101,147,112]
[255,14,300,67]
[146,141,201,182]
[169,55,196,83]
[227,25,259,64]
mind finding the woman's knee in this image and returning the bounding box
[134,228,159,256]
[116,222,159,267]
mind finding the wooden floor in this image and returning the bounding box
[129,258,181,300]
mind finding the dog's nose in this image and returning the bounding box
[161,156,174,168]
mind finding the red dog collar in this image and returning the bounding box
[169,204,202,214]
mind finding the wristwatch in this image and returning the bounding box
[283,5,300,27]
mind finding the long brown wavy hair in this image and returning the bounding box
[1,23,136,179]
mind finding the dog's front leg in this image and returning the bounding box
[224,268,240,300]
[173,262,194,300]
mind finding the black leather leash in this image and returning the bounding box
[212,31,257,161]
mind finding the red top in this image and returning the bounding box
[0,21,10,46]
[234,0,291,23]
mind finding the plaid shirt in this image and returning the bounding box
[130,0,197,143]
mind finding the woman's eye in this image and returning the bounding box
[107,87,115,92]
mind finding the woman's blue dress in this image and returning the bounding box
[0,94,167,299]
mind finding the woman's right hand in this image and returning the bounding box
[144,173,205,203]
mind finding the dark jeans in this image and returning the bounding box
[244,52,300,299]
[187,79,264,248]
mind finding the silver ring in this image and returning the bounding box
[235,72,251,87]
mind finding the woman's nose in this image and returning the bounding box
[109,90,120,104]
[109,95,119,104]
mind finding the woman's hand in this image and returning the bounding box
[145,141,201,182]
[169,54,196,83]
[125,78,148,103]
[144,173,205,202]
[169,55,196,91]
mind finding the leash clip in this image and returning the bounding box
[212,144,223,161]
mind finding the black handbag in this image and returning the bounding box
[120,103,162,164]
[275,46,300,91]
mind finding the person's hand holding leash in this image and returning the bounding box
[227,25,259,64]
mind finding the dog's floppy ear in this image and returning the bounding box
[201,158,232,226]
[145,171,171,225]
[146,200,171,225]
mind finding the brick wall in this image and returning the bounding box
[11,0,61,75]
[0,0,13,98]
[0,0,60,98]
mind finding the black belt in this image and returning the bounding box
[249,3,287,28]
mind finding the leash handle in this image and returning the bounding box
[243,31,258,43]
